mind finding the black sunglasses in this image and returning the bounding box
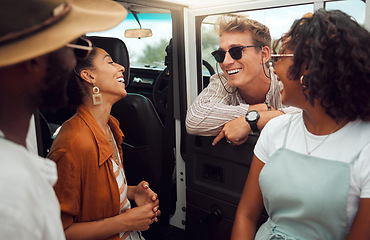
[211,45,261,63]
[66,37,93,59]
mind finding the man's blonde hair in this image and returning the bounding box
[215,15,271,48]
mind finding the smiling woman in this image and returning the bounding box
[47,46,160,240]
[231,9,370,240]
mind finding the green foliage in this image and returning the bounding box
[131,25,220,74]
[201,24,219,74]
[136,39,170,68]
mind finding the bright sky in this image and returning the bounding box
[204,1,365,41]
[88,0,365,65]
[155,0,248,9]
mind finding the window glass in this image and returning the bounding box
[325,0,365,25]
[88,13,172,69]
[201,4,314,75]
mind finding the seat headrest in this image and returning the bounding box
[87,36,131,87]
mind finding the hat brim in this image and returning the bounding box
[0,0,127,67]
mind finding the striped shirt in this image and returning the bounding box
[185,69,300,136]
[111,137,144,240]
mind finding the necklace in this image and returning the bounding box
[107,130,113,142]
[302,120,345,155]
[107,125,120,166]
[107,125,127,184]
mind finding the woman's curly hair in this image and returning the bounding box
[273,9,370,121]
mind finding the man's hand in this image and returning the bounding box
[212,103,283,146]
[212,116,251,146]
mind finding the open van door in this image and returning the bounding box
[180,0,369,239]
[31,0,370,239]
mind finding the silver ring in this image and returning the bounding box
[227,140,232,144]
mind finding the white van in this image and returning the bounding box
[33,0,370,239]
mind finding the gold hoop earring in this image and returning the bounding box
[300,75,307,88]
[92,82,102,105]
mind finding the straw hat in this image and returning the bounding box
[0,0,127,67]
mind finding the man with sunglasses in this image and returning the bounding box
[186,15,299,146]
[0,0,127,239]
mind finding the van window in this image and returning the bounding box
[325,0,365,25]
[201,4,314,76]
[88,13,172,70]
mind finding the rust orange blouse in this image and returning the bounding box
[48,105,124,240]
